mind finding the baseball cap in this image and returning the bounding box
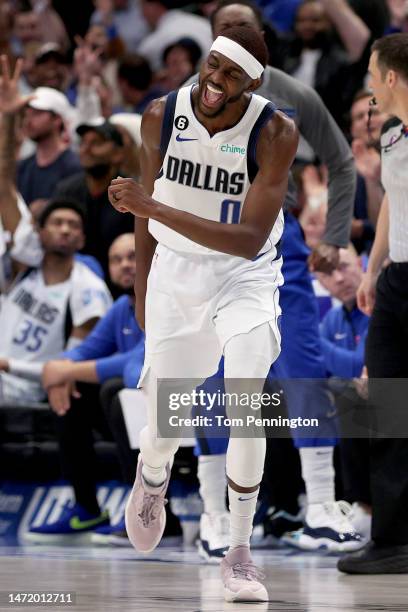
[28,87,73,124]
[110,113,142,147]
[76,118,124,146]
[35,42,68,65]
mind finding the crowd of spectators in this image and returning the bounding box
[0,0,405,547]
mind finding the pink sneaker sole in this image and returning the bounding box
[125,497,166,553]
[221,546,269,603]
[125,458,169,553]
[224,584,269,603]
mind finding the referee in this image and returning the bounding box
[339,33,408,574]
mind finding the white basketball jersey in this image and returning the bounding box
[0,261,111,364]
[149,84,284,257]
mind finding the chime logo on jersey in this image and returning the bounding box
[165,155,245,195]
[220,143,246,155]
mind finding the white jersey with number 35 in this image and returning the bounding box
[0,261,111,364]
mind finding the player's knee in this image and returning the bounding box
[227,475,259,493]
[226,437,266,487]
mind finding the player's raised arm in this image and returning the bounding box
[0,56,33,236]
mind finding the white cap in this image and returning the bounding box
[35,43,66,64]
[110,113,142,147]
[28,87,73,124]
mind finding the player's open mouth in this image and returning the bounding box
[203,83,225,107]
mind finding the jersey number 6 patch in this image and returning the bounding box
[174,115,189,131]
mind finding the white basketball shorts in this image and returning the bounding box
[139,243,284,383]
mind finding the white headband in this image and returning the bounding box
[210,36,264,80]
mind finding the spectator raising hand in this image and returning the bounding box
[299,165,328,250]
[74,34,104,86]
[301,164,329,211]
[0,55,35,245]
[299,165,340,273]
[351,138,381,183]
[0,55,34,114]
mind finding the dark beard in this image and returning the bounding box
[31,131,54,144]
[109,281,134,300]
[122,284,135,296]
[49,247,73,258]
[303,30,330,50]
[85,163,112,179]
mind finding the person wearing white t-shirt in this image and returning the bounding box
[0,198,112,403]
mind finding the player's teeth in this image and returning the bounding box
[207,84,223,94]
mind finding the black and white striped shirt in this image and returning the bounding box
[381,118,408,263]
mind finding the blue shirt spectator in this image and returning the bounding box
[320,304,369,378]
[64,295,144,388]
[315,247,370,379]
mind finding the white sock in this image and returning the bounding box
[142,463,167,488]
[198,454,227,515]
[228,485,258,550]
[299,446,335,505]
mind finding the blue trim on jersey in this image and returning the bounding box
[247,102,276,183]
[278,107,296,119]
[252,239,282,262]
[159,90,178,161]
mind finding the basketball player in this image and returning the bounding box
[109,25,298,603]
[189,1,361,560]
[339,33,408,574]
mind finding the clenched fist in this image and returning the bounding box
[108,177,155,218]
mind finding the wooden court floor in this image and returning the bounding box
[0,544,407,612]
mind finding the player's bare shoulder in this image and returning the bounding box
[257,110,299,167]
[272,110,298,142]
[256,111,299,176]
[141,96,167,149]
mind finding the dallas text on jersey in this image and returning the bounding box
[165,155,245,195]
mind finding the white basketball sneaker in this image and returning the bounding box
[348,502,372,542]
[198,511,230,563]
[282,501,364,552]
